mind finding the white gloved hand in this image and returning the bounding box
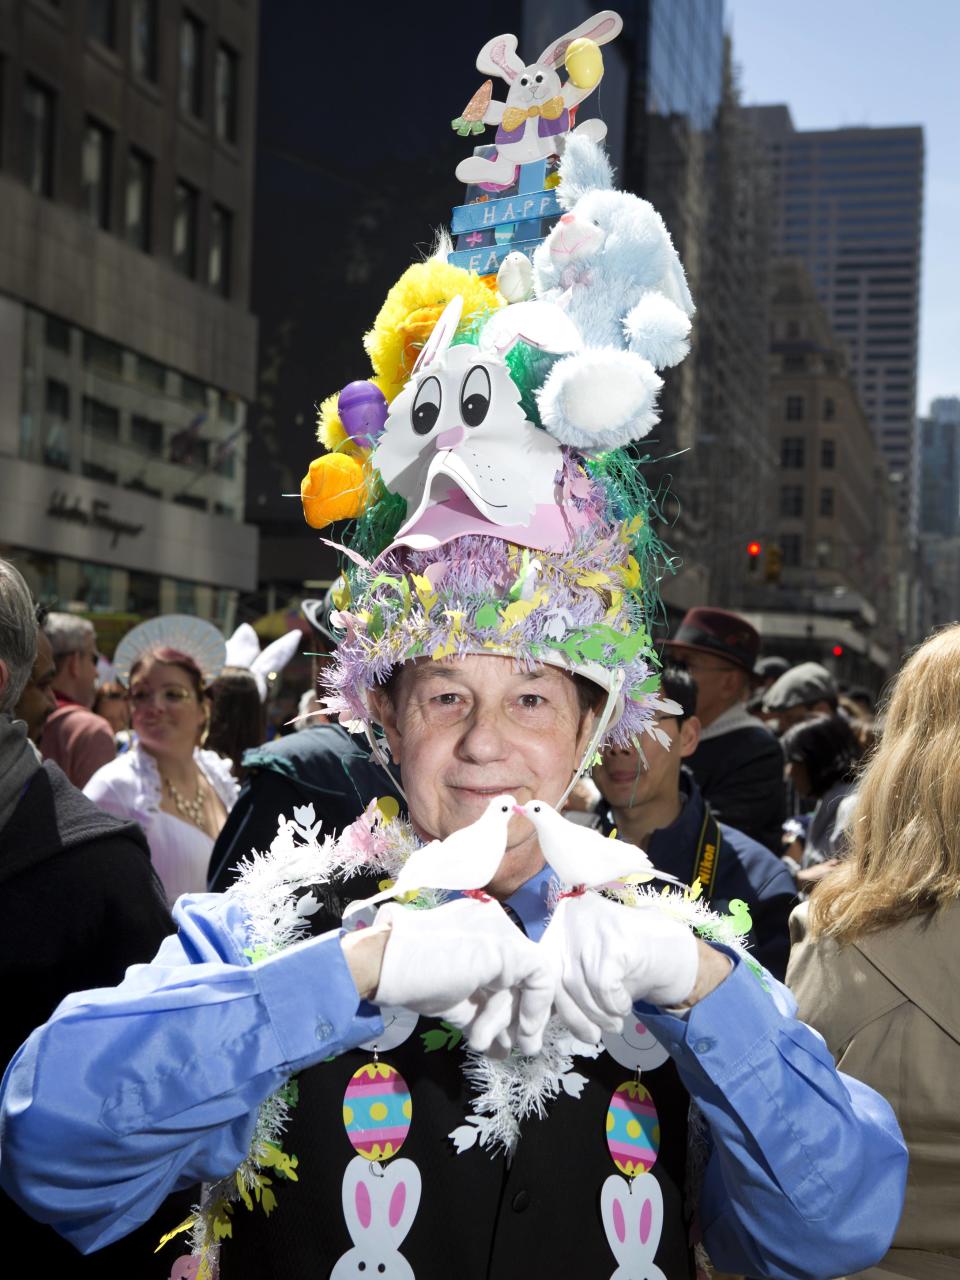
[372,898,554,1058]
[543,892,700,1043]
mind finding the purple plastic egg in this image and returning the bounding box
[338,381,388,448]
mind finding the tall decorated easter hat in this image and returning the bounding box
[300,7,696,778]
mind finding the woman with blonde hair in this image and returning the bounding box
[788,623,960,1278]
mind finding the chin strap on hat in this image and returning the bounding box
[555,668,624,811]
[364,722,409,804]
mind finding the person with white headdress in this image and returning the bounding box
[204,623,305,779]
[83,616,239,905]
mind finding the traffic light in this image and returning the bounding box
[764,545,783,583]
[746,541,762,572]
[832,644,844,658]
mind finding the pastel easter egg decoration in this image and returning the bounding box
[564,37,604,90]
[301,452,366,529]
[343,1061,413,1162]
[605,1079,660,1178]
[338,380,389,449]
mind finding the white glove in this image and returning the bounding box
[372,898,554,1058]
[543,892,700,1043]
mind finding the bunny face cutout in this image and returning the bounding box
[330,1155,421,1280]
[372,301,565,548]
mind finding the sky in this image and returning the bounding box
[724,0,960,413]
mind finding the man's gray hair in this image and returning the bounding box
[0,560,38,714]
[44,611,96,661]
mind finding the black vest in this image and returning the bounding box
[220,878,695,1280]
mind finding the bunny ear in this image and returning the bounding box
[557,134,615,208]
[411,295,464,375]
[600,1172,665,1267]
[536,9,624,69]
[252,628,303,681]
[373,1158,421,1245]
[476,32,524,82]
[224,622,260,670]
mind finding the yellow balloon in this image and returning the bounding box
[565,37,603,90]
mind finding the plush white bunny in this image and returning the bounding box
[600,1172,666,1280]
[330,1155,422,1280]
[454,11,623,188]
[532,135,696,453]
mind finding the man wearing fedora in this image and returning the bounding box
[665,607,785,853]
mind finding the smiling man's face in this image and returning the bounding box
[372,654,597,897]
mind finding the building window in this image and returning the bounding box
[131,0,157,80]
[779,485,805,518]
[180,374,207,406]
[214,44,238,144]
[179,13,204,119]
[44,379,71,470]
[823,397,836,420]
[124,476,162,499]
[136,354,166,392]
[785,395,805,421]
[86,0,116,49]
[82,118,113,229]
[128,571,160,615]
[82,331,124,377]
[22,78,56,197]
[173,492,208,511]
[821,439,836,469]
[783,355,806,372]
[819,487,835,517]
[125,148,153,250]
[82,397,120,443]
[781,533,803,567]
[173,180,198,277]
[781,436,805,468]
[131,414,164,455]
[44,313,71,353]
[209,204,232,297]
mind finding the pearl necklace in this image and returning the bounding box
[163,769,208,830]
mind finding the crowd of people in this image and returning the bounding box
[0,549,955,1277]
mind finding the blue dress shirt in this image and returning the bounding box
[0,879,906,1277]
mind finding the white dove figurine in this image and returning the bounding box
[342,794,517,919]
[514,799,681,893]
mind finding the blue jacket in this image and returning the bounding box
[0,875,907,1278]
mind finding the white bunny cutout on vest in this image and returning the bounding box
[600,1172,666,1280]
[454,11,624,188]
[331,1155,422,1280]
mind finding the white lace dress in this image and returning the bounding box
[83,742,239,906]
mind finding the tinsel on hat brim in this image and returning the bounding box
[322,517,667,751]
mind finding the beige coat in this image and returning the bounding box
[788,901,960,1279]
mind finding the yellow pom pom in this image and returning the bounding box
[565,37,603,90]
[300,453,367,529]
[363,259,504,402]
[316,391,356,455]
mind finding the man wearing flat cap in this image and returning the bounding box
[665,607,785,853]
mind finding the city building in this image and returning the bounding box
[744,106,925,534]
[918,397,960,538]
[917,397,960,631]
[743,259,901,685]
[0,0,259,637]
